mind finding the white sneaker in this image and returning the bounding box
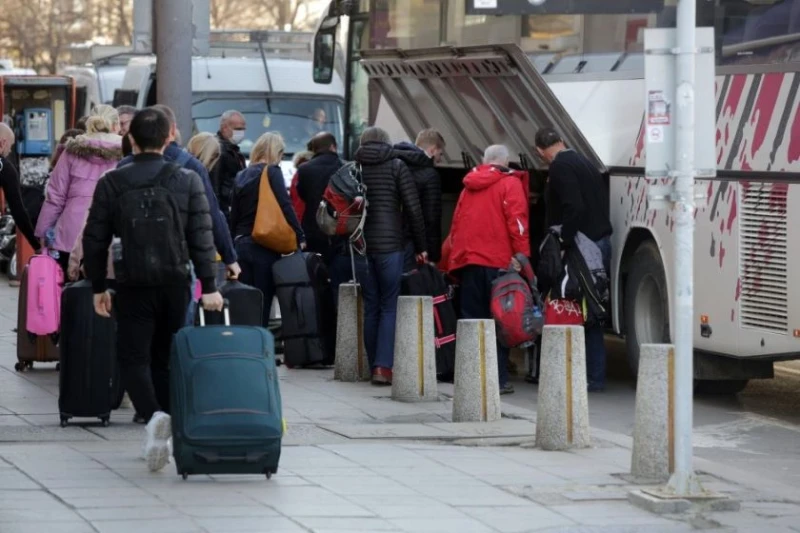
[143,412,172,472]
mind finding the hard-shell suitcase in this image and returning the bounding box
[401,264,457,381]
[201,280,263,327]
[15,266,60,372]
[58,280,122,427]
[272,252,336,368]
[26,254,63,336]
[170,307,283,480]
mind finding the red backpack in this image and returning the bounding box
[315,162,367,255]
[490,254,545,349]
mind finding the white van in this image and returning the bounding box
[113,31,346,186]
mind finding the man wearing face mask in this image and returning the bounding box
[216,110,247,221]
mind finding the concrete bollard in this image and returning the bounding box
[631,344,674,482]
[334,283,371,382]
[392,296,438,402]
[452,320,501,422]
[535,325,591,451]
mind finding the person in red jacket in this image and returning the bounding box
[448,145,530,394]
[289,150,313,221]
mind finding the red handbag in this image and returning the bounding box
[544,297,584,326]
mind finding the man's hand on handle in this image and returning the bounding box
[201,291,225,312]
[226,262,241,280]
[93,291,113,318]
[416,251,428,265]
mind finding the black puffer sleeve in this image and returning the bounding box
[183,169,217,293]
[395,160,426,254]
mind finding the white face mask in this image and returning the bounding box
[231,129,246,144]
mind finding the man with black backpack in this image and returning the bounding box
[83,107,224,472]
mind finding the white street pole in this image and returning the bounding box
[667,0,700,496]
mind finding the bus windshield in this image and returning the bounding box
[192,96,344,157]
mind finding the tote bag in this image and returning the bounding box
[252,166,297,253]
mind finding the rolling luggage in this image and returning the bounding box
[401,263,457,381]
[272,252,336,368]
[15,265,60,372]
[25,254,63,337]
[170,306,283,480]
[58,280,122,427]
[200,279,263,326]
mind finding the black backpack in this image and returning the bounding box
[113,163,190,286]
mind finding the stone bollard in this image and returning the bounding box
[631,344,674,482]
[452,320,501,422]
[334,283,371,382]
[535,325,591,451]
[392,296,438,402]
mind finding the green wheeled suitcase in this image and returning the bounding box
[170,305,283,480]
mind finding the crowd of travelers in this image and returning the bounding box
[0,98,612,473]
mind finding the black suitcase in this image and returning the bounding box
[401,264,457,382]
[201,280,264,326]
[272,252,336,368]
[58,280,122,427]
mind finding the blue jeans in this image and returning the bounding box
[353,251,405,370]
[235,237,279,327]
[459,265,510,388]
[585,236,612,390]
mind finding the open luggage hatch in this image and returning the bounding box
[360,44,605,173]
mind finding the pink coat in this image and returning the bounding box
[35,133,122,253]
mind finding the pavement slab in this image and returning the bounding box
[0,283,797,531]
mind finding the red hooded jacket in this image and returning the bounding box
[447,164,530,272]
[289,171,305,221]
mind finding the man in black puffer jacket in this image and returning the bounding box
[83,108,223,472]
[394,128,444,272]
[354,127,427,386]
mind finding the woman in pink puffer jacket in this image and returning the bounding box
[35,105,122,272]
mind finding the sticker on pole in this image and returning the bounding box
[648,126,664,144]
[648,90,671,125]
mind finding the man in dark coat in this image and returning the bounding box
[353,127,427,386]
[394,128,444,271]
[216,110,247,220]
[297,132,343,263]
[535,127,612,392]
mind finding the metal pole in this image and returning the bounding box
[132,0,153,53]
[155,0,194,143]
[667,0,700,496]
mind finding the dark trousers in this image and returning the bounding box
[329,253,353,312]
[353,251,405,370]
[459,265,510,388]
[55,251,70,275]
[585,236,612,389]
[235,237,279,327]
[115,285,189,422]
[402,242,416,273]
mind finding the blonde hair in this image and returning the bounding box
[187,132,221,171]
[293,150,314,167]
[250,132,285,166]
[84,104,120,134]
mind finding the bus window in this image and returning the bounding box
[718,0,800,66]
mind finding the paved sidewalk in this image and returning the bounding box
[1,284,799,532]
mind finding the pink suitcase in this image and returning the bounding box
[26,254,64,336]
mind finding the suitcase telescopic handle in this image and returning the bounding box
[197,299,231,327]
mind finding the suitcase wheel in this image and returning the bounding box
[182,472,188,481]
[59,416,68,428]
[265,469,272,480]
[100,418,110,427]
[55,363,60,371]
[14,361,32,372]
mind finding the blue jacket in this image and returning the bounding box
[230,163,305,246]
[118,142,237,264]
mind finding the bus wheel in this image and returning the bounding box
[695,379,749,395]
[624,241,670,376]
